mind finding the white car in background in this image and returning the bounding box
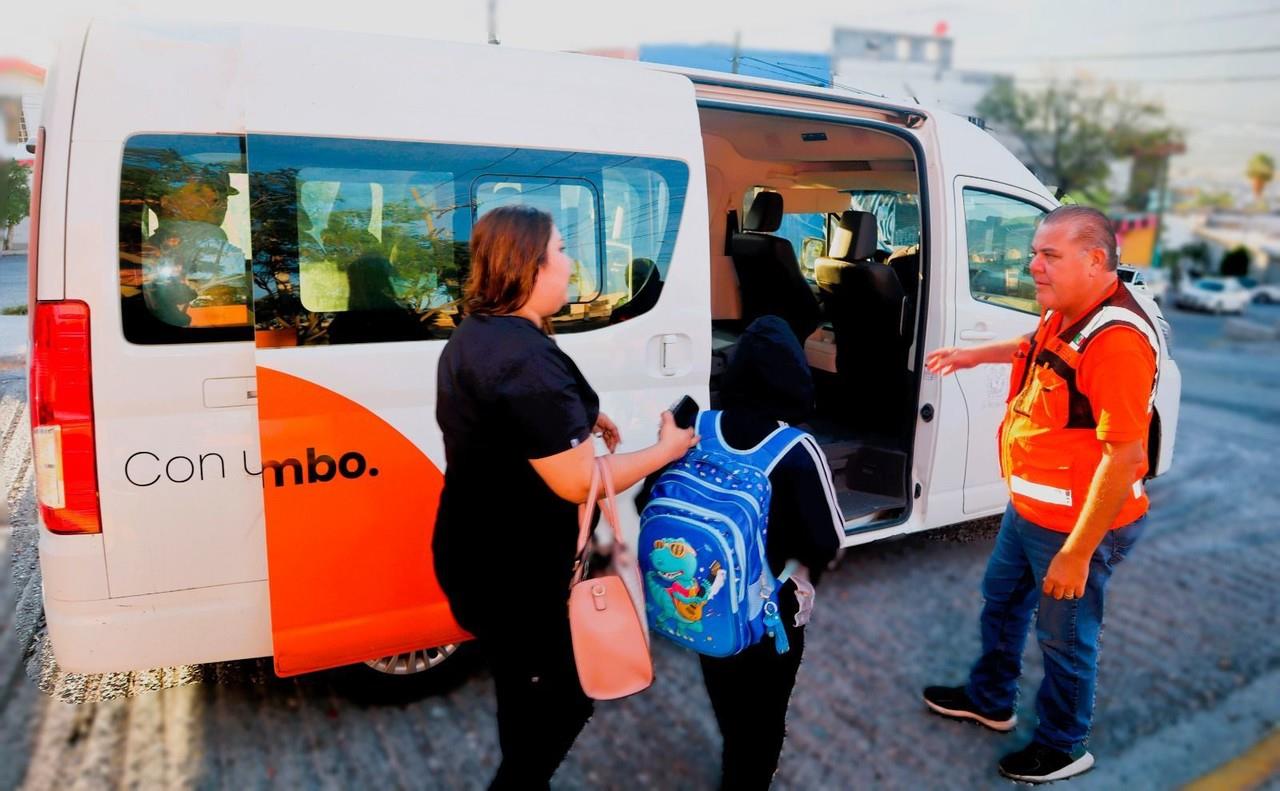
[1118,265,1170,304]
[1237,277,1280,304]
[1175,277,1252,314]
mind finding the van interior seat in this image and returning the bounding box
[814,210,909,439]
[729,191,822,344]
[886,244,921,348]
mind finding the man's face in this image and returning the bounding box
[1029,220,1105,313]
[160,182,229,224]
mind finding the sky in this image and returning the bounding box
[3,0,1278,186]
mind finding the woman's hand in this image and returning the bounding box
[657,411,698,463]
[791,564,815,627]
[593,412,621,454]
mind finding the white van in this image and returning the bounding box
[27,18,1181,678]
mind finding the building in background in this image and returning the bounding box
[831,25,1006,120]
[1,58,46,251]
[1191,212,1280,283]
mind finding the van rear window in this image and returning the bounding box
[246,134,688,345]
[118,134,254,344]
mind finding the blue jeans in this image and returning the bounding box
[966,504,1146,753]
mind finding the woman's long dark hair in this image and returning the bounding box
[464,205,554,325]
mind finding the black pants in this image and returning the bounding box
[699,581,806,791]
[478,611,594,791]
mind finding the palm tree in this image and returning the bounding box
[1246,152,1275,203]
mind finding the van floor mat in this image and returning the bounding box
[835,489,905,522]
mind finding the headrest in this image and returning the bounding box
[744,191,783,233]
[828,210,878,261]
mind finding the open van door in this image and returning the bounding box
[950,178,1048,514]
[241,28,709,676]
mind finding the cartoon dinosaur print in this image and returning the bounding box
[645,538,724,639]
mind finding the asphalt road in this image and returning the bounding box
[3,297,1279,790]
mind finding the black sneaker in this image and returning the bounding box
[998,742,1094,783]
[922,685,1017,732]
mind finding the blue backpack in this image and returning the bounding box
[638,410,804,657]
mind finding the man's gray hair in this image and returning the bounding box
[1041,205,1118,271]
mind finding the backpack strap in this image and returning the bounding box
[748,425,807,475]
[695,410,726,454]
[698,410,806,474]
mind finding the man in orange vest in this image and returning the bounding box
[921,206,1161,783]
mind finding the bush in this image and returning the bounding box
[1220,246,1251,278]
[1,304,27,315]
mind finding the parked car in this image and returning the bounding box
[1118,265,1170,304]
[1235,276,1280,304]
[1175,277,1252,314]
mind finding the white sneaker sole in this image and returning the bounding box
[1000,751,1095,783]
[923,696,1017,732]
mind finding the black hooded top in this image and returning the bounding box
[643,315,843,583]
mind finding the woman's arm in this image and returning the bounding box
[529,411,695,504]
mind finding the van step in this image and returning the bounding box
[836,490,906,522]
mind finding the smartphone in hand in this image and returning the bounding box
[670,395,699,430]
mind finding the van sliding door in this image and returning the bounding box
[242,28,708,676]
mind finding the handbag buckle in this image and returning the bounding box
[591,583,608,611]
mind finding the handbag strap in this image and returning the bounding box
[576,458,603,556]
[573,457,625,571]
[596,456,622,548]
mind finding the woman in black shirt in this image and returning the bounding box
[433,206,696,790]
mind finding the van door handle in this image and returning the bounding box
[204,377,258,408]
[959,329,997,341]
[657,334,691,377]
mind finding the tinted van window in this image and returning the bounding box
[962,189,1045,315]
[247,135,688,345]
[118,134,254,344]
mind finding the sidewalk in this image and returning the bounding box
[0,251,28,363]
[0,316,26,362]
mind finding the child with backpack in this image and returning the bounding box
[637,315,844,790]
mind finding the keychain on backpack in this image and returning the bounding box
[762,600,790,654]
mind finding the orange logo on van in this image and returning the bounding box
[255,366,469,677]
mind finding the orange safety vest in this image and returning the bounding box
[1000,282,1162,532]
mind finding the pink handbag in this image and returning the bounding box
[568,457,653,700]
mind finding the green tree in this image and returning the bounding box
[1246,152,1275,203]
[1220,246,1250,278]
[0,159,32,251]
[977,79,1182,201]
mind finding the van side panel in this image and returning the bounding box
[241,29,709,675]
[63,21,266,603]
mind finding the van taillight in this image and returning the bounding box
[30,301,102,535]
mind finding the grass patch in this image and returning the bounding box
[2,305,27,315]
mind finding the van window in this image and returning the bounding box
[742,189,827,281]
[247,135,688,345]
[848,190,921,252]
[961,189,1044,315]
[474,176,600,302]
[118,134,254,344]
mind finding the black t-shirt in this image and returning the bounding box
[432,314,599,635]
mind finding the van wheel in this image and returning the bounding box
[332,642,477,704]
[364,643,460,675]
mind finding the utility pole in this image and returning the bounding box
[487,0,499,45]
[731,30,741,74]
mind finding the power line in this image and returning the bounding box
[1153,6,1280,27]
[986,43,1280,63]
